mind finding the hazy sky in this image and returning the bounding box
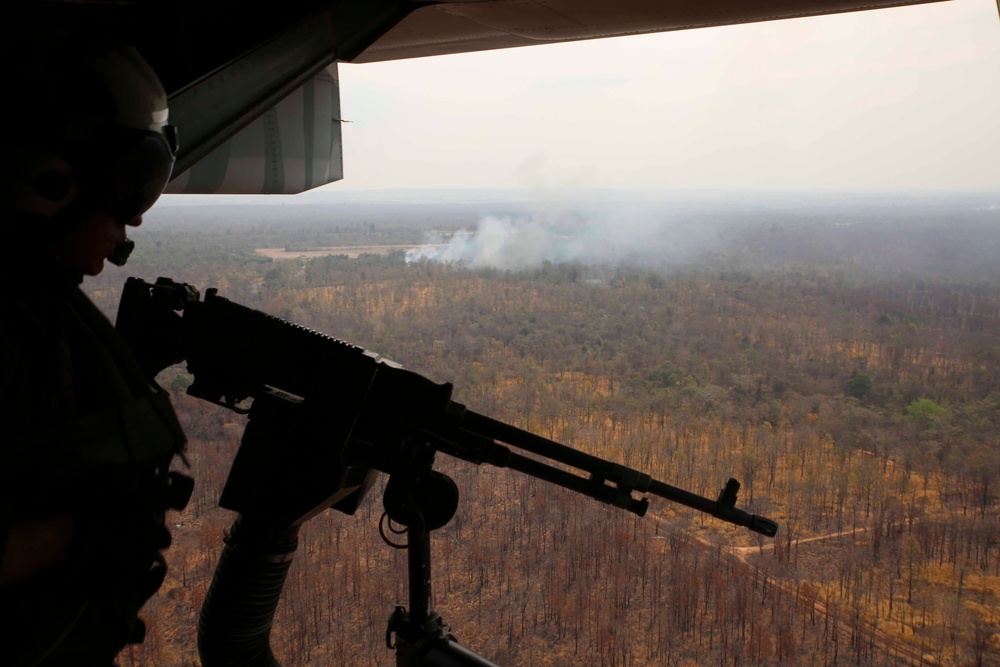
[332,0,1000,192]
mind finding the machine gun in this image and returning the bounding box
[117,276,778,667]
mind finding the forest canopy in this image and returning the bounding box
[85,189,1000,667]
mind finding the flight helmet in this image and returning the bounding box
[1,37,178,235]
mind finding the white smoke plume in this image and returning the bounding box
[405,205,715,270]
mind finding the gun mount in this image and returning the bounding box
[117,276,778,666]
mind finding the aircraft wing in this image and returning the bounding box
[353,0,952,63]
[12,0,951,194]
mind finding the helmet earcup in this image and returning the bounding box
[4,151,81,219]
[34,169,73,203]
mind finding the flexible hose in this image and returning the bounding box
[198,514,299,667]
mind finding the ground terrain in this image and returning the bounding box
[82,191,1000,666]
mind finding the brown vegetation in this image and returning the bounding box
[85,210,1000,666]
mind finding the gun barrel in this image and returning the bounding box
[459,410,650,487]
[455,410,777,535]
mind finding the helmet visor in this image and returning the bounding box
[94,127,176,223]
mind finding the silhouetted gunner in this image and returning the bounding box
[0,36,190,666]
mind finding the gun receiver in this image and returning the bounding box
[117,276,778,537]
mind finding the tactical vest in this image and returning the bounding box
[0,274,187,666]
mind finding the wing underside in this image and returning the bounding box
[10,0,952,194]
[354,0,949,63]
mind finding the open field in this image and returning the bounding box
[255,244,446,259]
